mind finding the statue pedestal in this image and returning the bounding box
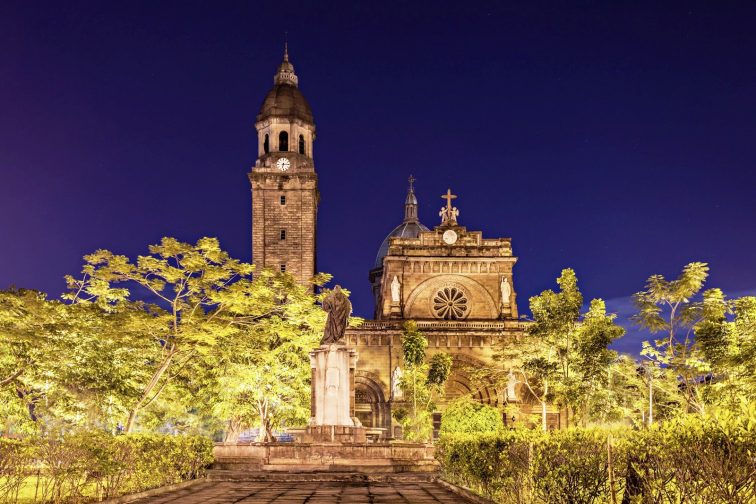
[305,344,365,443]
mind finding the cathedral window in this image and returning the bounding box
[280,264,287,273]
[263,134,269,154]
[280,195,286,205]
[298,134,305,154]
[279,131,288,151]
[432,286,469,320]
[280,229,286,240]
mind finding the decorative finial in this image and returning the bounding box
[274,34,298,87]
[403,176,419,222]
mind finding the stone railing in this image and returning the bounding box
[351,319,527,332]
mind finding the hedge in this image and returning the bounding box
[437,406,756,504]
[0,432,213,503]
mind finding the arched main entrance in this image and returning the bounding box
[354,371,390,434]
[444,354,500,406]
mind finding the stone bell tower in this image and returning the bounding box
[249,44,318,286]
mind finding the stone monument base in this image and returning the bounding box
[295,424,367,444]
[212,441,438,474]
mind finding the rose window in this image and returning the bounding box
[433,287,469,320]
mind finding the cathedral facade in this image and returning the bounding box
[249,50,560,437]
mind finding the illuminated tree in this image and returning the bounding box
[694,291,756,409]
[395,321,452,442]
[493,269,624,429]
[632,262,710,414]
[65,237,261,432]
[0,289,155,433]
[203,271,329,442]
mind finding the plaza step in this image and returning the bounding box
[207,469,439,483]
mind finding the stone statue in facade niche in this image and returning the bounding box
[320,285,352,345]
[392,366,404,399]
[390,275,401,303]
[507,370,518,401]
[500,277,512,307]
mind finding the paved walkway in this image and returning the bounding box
[131,479,478,503]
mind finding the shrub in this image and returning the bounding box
[437,430,535,501]
[0,432,213,503]
[627,403,756,504]
[440,396,503,435]
[437,406,754,504]
[530,428,627,504]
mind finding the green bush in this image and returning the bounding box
[0,432,213,503]
[437,405,755,504]
[530,428,627,504]
[437,430,535,500]
[440,396,503,435]
[626,404,756,504]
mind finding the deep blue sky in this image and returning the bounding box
[2,2,755,352]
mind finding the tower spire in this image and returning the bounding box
[404,175,419,222]
[274,34,298,87]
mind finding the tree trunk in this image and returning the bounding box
[607,435,617,504]
[541,380,548,431]
[16,387,37,422]
[648,368,653,426]
[257,399,273,442]
[621,454,644,504]
[224,419,242,443]
[124,351,175,433]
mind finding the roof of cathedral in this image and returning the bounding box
[374,178,429,268]
[257,45,313,123]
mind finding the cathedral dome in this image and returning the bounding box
[256,46,313,123]
[374,177,428,268]
[257,84,313,123]
[374,220,429,268]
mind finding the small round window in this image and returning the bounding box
[433,287,469,320]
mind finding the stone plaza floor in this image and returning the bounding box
[130,479,480,503]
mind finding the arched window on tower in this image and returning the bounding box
[298,134,305,155]
[279,131,288,151]
[263,134,269,154]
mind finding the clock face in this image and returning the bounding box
[442,229,458,245]
[276,157,290,171]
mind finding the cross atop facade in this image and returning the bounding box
[408,175,415,191]
[441,188,457,213]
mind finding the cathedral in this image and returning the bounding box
[249,48,560,437]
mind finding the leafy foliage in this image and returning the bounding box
[0,237,335,441]
[491,269,625,430]
[401,320,427,367]
[439,396,503,435]
[694,293,756,409]
[0,433,213,503]
[206,270,329,441]
[427,353,453,386]
[438,403,755,503]
[394,321,451,442]
[633,262,710,414]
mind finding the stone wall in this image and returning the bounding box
[250,171,317,286]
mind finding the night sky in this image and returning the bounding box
[2,2,755,353]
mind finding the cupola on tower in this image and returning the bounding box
[249,45,318,286]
